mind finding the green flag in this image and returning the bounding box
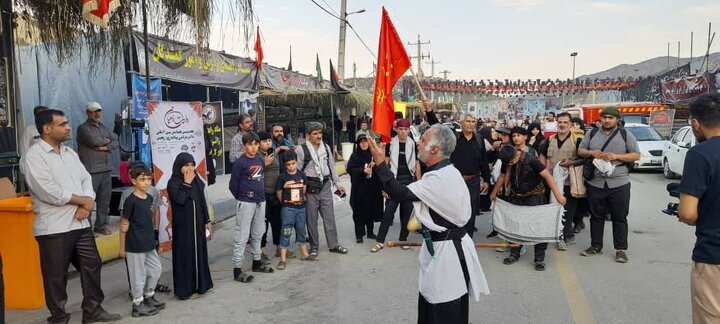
[316,54,323,83]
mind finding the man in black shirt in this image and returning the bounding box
[450,112,491,238]
[678,93,720,323]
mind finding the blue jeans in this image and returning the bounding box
[280,207,308,248]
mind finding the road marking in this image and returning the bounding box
[553,250,597,324]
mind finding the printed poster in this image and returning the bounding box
[147,101,207,252]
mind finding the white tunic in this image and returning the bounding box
[407,164,491,304]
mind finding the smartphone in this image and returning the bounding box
[334,189,347,198]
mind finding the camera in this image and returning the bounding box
[662,183,680,217]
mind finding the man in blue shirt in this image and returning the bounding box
[678,93,720,323]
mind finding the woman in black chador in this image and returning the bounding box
[167,152,213,299]
[346,134,384,243]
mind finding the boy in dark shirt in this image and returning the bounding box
[119,164,165,317]
[490,145,566,271]
[229,132,275,283]
[678,93,720,323]
[275,151,315,270]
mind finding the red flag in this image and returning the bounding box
[372,7,411,143]
[82,0,120,28]
[254,27,263,69]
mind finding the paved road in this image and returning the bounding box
[7,171,694,324]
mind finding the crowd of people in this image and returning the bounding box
[9,92,720,323]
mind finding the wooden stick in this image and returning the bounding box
[408,66,428,101]
[386,241,520,249]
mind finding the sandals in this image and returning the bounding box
[534,262,546,271]
[277,261,286,271]
[329,246,349,254]
[503,255,519,265]
[300,255,318,261]
[370,243,384,253]
[252,264,275,273]
[234,272,254,283]
[275,250,296,259]
[155,284,171,293]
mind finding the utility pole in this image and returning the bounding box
[678,41,680,67]
[352,62,357,88]
[408,34,430,78]
[427,57,441,78]
[337,0,347,81]
[337,1,365,81]
[667,42,670,70]
[440,70,451,79]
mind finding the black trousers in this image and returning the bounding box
[262,195,282,248]
[35,228,105,323]
[562,186,579,240]
[510,243,548,262]
[587,183,631,250]
[464,182,481,238]
[376,199,412,243]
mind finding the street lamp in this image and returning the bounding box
[570,52,578,105]
[338,1,365,81]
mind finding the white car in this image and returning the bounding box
[624,123,667,171]
[662,125,696,179]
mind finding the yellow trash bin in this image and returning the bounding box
[0,196,45,309]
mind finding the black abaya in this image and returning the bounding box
[168,152,214,299]
[347,141,384,238]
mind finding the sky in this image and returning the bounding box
[206,0,720,82]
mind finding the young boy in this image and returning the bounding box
[119,163,165,317]
[275,151,315,270]
[230,132,275,283]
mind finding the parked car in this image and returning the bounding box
[662,125,696,179]
[624,123,667,171]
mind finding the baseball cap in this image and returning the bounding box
[86,102,102,112]
[497,128,512,135]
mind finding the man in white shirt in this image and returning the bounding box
[543,112,558,138]
[21,109,121,324]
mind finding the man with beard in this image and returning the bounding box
[366,122,490,323]
[539,112,584,250]
[22,109,121,324]
[678,93,720,323]
[578,107,640,263]
[270,124,294,172]
[230,114,254,163]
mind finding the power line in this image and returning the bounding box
[308,0,376,59]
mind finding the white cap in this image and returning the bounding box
[86,101,102,112]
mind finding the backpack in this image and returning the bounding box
[301,143,333,175]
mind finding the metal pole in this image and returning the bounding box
[678,41,680,66]
[707,22,712,73]
[337,0,347,80]
[691,31,694,69]
[142,0,150,99]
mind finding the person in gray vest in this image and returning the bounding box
[77,102,118,236]
[578,107,640,263]
[539,112,584,251]
[294,122,348,258]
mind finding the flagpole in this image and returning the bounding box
[330,95,336,158]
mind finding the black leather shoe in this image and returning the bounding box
[82,310,121,323]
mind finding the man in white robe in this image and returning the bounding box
[368,124,490,324]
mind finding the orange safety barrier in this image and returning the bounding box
[0,196,45,309]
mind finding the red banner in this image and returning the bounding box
[661,75,710,103]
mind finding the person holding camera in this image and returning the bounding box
[677,93,720,324]
[294,122,348,259]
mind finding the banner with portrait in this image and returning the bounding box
[147,101,207,251]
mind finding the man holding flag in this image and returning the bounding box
[370,8,490,323]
